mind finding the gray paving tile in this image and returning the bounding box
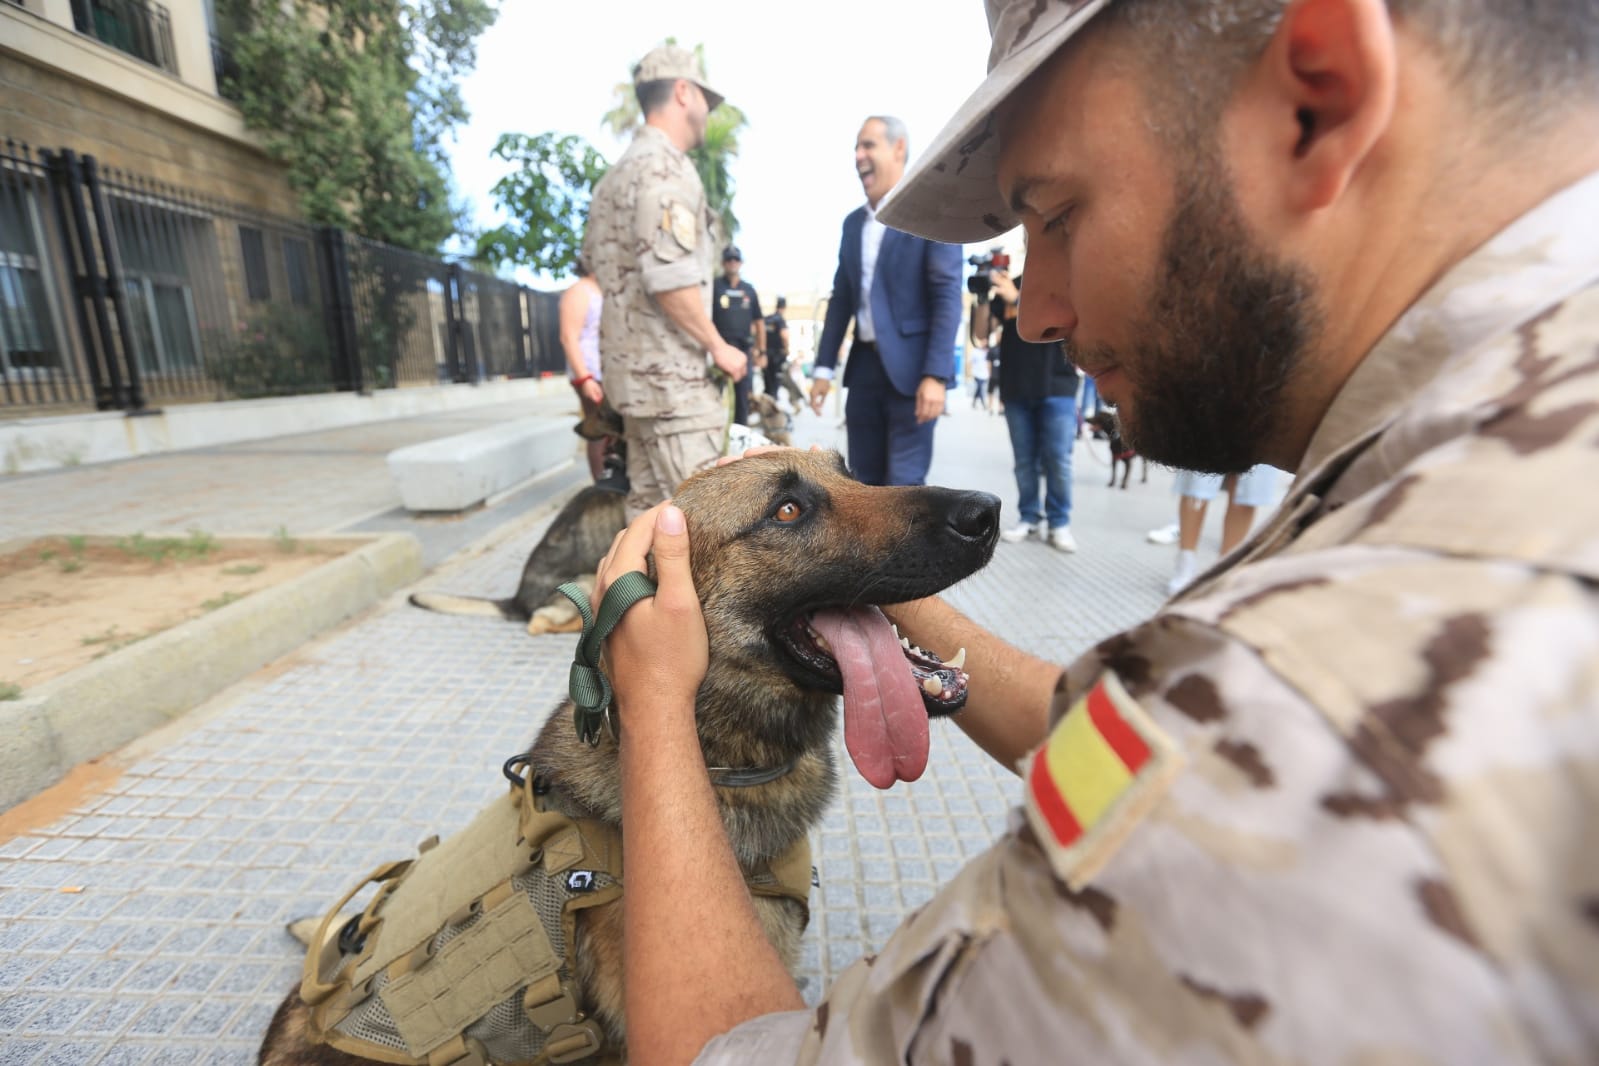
[0,404,1216,1057]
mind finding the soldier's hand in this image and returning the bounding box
[597,503,708,713]
[711,341,748,382]
[809,378,831,415]
[580,379,604,406]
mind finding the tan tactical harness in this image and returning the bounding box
[298,763,813,1066]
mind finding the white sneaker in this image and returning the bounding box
[1166,551,1199,596]
[1048,527,1078,553]
[1146,523,1180,545]
[999,521,1041,543]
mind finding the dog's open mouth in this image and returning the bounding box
[778,605,969,789]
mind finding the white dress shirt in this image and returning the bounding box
[856,201,886,343]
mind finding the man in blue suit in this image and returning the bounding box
[809,116,963,486]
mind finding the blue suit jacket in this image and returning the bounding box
[816,207,963,397]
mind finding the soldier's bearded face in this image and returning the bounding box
[1067,152,1322,473]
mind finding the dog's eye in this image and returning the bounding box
[774,501,803,523]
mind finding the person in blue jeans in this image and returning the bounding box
[973,269,1079,552]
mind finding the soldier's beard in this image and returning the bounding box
[1068,154,1323,474]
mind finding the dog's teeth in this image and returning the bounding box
[900,636,911,650]
[892,623,900,638]
[922,677,943,697]
[815,635,830,651]
[949,648,966,669]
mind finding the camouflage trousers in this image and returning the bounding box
[623,417,723,519]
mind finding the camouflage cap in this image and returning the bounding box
[633,43,726,113]
[878,0,1113,244]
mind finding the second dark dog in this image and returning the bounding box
[1087,408,1148,489]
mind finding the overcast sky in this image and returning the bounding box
[448,0,1018,297]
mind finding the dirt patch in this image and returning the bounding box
[0,533,355,695]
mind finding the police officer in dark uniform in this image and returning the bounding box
[712,245,764,426]
[761,295,802,413]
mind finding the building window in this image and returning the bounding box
[283,237,313,307]
[239,225,270,303]
[70,0,180,76]
[0,180,69,379]
[113,198,207,374]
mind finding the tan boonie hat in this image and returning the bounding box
[633,43,726,113]
[878,0,1113,244]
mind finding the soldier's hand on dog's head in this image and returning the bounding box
[598,502,708,715]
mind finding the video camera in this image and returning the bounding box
[966,250,1011,298]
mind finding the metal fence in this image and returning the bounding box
[0,141,564,416]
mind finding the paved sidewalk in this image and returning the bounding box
[0,397,1225,1064]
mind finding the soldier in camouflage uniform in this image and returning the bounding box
[583,44,749,519]
[595,1,1599,1063]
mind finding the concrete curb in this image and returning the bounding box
[0,532,423,810]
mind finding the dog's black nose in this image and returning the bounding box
[947,492,1001,545]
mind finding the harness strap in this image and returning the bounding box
[557,571,658,746]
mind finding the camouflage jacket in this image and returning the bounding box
[583,125,723,429]
[699,172,1599,1064]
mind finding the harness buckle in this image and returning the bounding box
[545,1018,605,1064]
[523,974,580,1031]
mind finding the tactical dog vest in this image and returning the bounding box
[297,764,813,1065]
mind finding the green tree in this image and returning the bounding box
[602,41,748,240]
[217,0,497,253]
[474,133,609,277]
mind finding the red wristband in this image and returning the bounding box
[571,375,594,389]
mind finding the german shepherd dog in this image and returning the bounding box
[259,450,999,1064]
[408,484,629,635]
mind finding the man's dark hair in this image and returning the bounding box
[1099,0,1599,145]
[635,78,677,116]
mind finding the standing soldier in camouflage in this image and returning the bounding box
[592,1,1599,1063]
[583,44,748,519]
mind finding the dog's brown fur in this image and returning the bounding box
[259,451,999,1064]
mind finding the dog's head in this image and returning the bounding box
[1087,408,1121,436]
[672,450,999,787]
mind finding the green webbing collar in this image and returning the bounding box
[557,572,658,746]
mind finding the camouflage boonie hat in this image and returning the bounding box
[878,0,1113,244]
[633,43,725,113]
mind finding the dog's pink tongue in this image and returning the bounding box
[811,606,929,789]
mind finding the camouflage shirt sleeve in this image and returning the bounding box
[637,163,707,296]
[699,559,1599,1063]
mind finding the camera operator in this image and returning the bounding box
[972,267,1080,551]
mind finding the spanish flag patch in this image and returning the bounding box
[1024,673,1185,890]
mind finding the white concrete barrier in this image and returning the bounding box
[388,418,576,512]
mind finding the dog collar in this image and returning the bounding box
[705,760,797,788]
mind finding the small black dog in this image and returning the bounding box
[1087,408,1147,489]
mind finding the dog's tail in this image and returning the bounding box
[408,591,529,621]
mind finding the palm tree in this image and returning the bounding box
[602,41,747,241]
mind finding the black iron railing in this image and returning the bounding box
[70,0,179,76]
[0,140,562,414]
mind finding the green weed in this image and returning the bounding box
[272,526,299,554]
[0,682,21,701]
[116,529,220,563]
[223,563,265,576]
[202,591,244,612]
[81,626,121,647]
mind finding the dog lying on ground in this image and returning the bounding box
[258,451,999,1064]
[408,484,629,635]
[1087,408,1148,489]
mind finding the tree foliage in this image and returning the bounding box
[217,0,497,253]
[602,41,748,240]
[474,133,609,277]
